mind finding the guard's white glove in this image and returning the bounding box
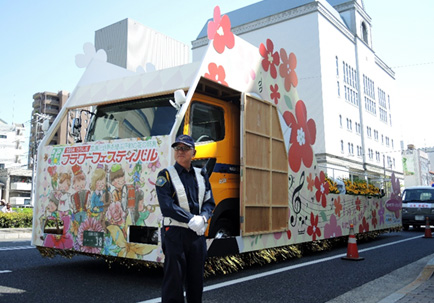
[188,215,205,232]
[196,225,206,236]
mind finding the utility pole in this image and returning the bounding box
[30,113,51,207]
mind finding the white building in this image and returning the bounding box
[403,145,431,187]
[0,119,27,169]
[192,0,402,185]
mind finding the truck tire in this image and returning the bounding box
[210,218,236,239]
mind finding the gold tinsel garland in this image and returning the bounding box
[36,228,399,277]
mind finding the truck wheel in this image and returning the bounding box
[403,224,409,231]
[212,218,235,239]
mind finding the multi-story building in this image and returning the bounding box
[402,144,430,187]
[95,18,190,72]
[0,119,26,169]
[0,167,32,207]
[29,90,87,168]
[191,0,402,186]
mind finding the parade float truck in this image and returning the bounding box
[32,7,402,267]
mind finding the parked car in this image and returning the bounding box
[402,186,434,230]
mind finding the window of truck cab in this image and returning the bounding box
[189,101,225,143]
[86,96,178,141]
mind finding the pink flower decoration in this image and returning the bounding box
[106,201,126,226]
[307,212,321,241]
[270,84,280,104]
[204,63,228,86]
[283,100,317,172]
[259,39,280,79]
[77,217,104,254]
[207,6,235,54]
[314,171,330,208]
[148,160,161,172]
[324,214,342,238]
[279,49,298,92]
[43,216,73,249]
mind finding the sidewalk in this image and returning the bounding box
[380,257,434,303]
[0,228,32,240]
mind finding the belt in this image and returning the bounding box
[162,217,189,229]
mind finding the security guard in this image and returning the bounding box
[155,134,215,303]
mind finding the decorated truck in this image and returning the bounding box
[32,6,402,265]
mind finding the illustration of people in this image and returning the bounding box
[71,164,90,223]
[110,164,125,205]
[46,191,59,217]
[57,172,72,213]
[135,191,158,226]
[90,165,108,215]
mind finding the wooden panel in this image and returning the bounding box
[271,172,288,205]
[272,207,288,231]
[245,207,270,234]
[245,98,270,136]
[271,109,282,139]
[245,168,270,206]
[241,94,289,236]
[272,139,288,170]
[245,133,270,169]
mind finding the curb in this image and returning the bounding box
[378,257,434,303]
[0,228,32,240]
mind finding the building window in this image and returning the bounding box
[336,56,339,76]
[361,21,368,44]
[339,115,342,127]
[367,126,372,138]
[374,130,378,141]
[0,135,6,139]
[337,81,340,97]
[341,140,344,153]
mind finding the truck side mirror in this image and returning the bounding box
[70,117,82,140]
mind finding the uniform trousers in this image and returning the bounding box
[161,226,207,303]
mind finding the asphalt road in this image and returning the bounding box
[1,229,433,303]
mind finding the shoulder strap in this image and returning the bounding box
[167,166,190,212]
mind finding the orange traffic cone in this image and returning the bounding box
[423,217,432,238]
[341,224,364,261]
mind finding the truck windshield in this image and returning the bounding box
[402,188,434,203]
[86,95,178,141]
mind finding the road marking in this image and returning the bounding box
[0,270,12,274]
[137,235,423,303]
[0,245,34,252]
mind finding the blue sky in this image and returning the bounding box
[0,0,433,150]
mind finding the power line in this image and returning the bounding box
[391,61,434,69]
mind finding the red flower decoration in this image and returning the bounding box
[259,39,280,79]
[270,84,280,104]
[371,210,378,229]
[207,6,235,54]
[355,197,361,211]
[359,217,370,233]
[314,171,330,208]
[204,63,228,86]
[307,212,321,241]
[279,49,298,92]
[307,173,315,192]
[283,100,317,172]
[334,196,342,217]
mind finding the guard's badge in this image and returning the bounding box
[155,176,167,187]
